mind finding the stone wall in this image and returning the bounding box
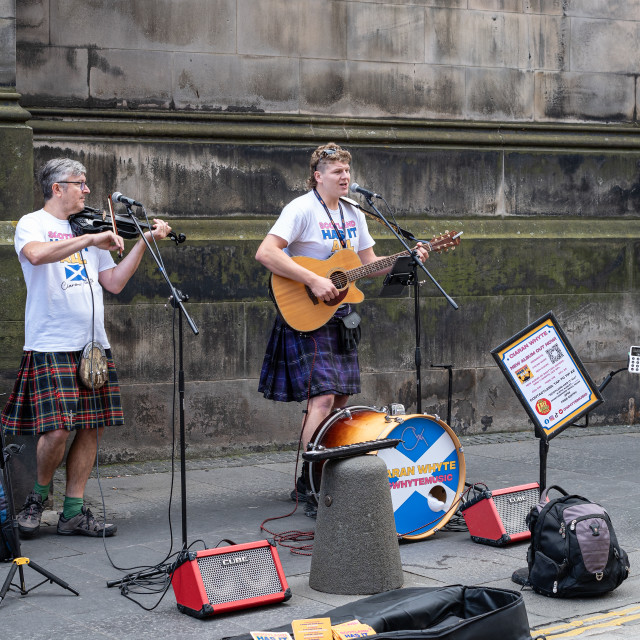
[1,1,639,462]
[13,1,640,123]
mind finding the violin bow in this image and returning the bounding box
[107,194,123,258]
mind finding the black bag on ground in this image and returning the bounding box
[0,470,16,562]
[526,485,630,597]
[222,585,531,640]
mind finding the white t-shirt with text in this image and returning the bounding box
[14,209,116,351]
[269,191,375,259]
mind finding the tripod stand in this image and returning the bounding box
[0,429,79,605]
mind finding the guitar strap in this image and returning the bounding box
[313,188,348,249]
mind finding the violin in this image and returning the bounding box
[69,206,186,245]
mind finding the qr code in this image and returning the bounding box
[546,344,563,364]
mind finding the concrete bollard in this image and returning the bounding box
[309,454,404,595]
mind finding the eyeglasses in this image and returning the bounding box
[58,181,88,191]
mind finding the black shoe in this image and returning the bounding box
[17,491,45,538]
[57,506,117,537]
[290,475,311,503]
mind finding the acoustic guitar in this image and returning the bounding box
[270,230,461,332]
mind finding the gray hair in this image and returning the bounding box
[37,158,87,201]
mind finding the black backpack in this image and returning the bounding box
[526,485,630,597]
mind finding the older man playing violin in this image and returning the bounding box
[1,157,171,538]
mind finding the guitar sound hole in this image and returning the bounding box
[330,271,348,289]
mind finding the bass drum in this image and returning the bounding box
[306,406,466,540]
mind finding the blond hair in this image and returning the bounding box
[306,143,351,189]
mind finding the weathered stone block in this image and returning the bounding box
[525,0,564,14]
[313,60,463,118]
[422,294,531,369]
[16,44,88,105]
[474,365,533,433]
[347,145,499,216]
[535,72,636,122]
[565,0,640,22]
[16,0,48,44]
[182,378,303,451]
[528,14,568,70]
[100,376,308,462]
[570,18,640,74]
[469,0,522,11]
[357,297,417,374]
[466,67,534,120]
[0,118,33,220]
[0,17,16,85]
[529,293,640,362]
[0,244,26,321]
[444,238,630,298]
[238,0,347,60]
[359,369,446,418]
[173,52,300,112]
[35,140,308,218]
[50,0,236,53]
[425,9,565,71]
[357,0,466,7]
[105,239,268,304]
[0,0,14,19]
[90,49,172,110]
[300,59,350,114]
[347,2,425,63]
[0,320,24,373]
[504,151,640,216]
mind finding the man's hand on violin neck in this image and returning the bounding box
[145,218,172,240]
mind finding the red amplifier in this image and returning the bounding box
[460,482,540,546]
[171,539,291,618]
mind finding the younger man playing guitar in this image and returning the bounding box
[255,143,429,497]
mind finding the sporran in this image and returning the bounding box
[338,310,361,352]
[78,341,109,390]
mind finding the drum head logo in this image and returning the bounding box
[377,416,463,539]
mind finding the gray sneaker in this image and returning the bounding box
[56,506,117,537]
[17,491,44,538]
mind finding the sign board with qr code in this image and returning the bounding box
[491,311,603,441]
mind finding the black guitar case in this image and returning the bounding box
[222,585,530,640]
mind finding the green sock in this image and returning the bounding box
[34,481,50,502]
[62,496,84,520]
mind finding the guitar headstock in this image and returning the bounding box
[429,230,462,253]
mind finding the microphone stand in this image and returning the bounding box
[107,205,199,590]
[364,195,458,413]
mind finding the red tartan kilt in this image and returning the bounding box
[1,350,124,434]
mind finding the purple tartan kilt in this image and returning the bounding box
[259,310,361,403]
[1,350,124,435]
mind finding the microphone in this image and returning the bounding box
[350,183,381,199]
[111,192,143,207]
